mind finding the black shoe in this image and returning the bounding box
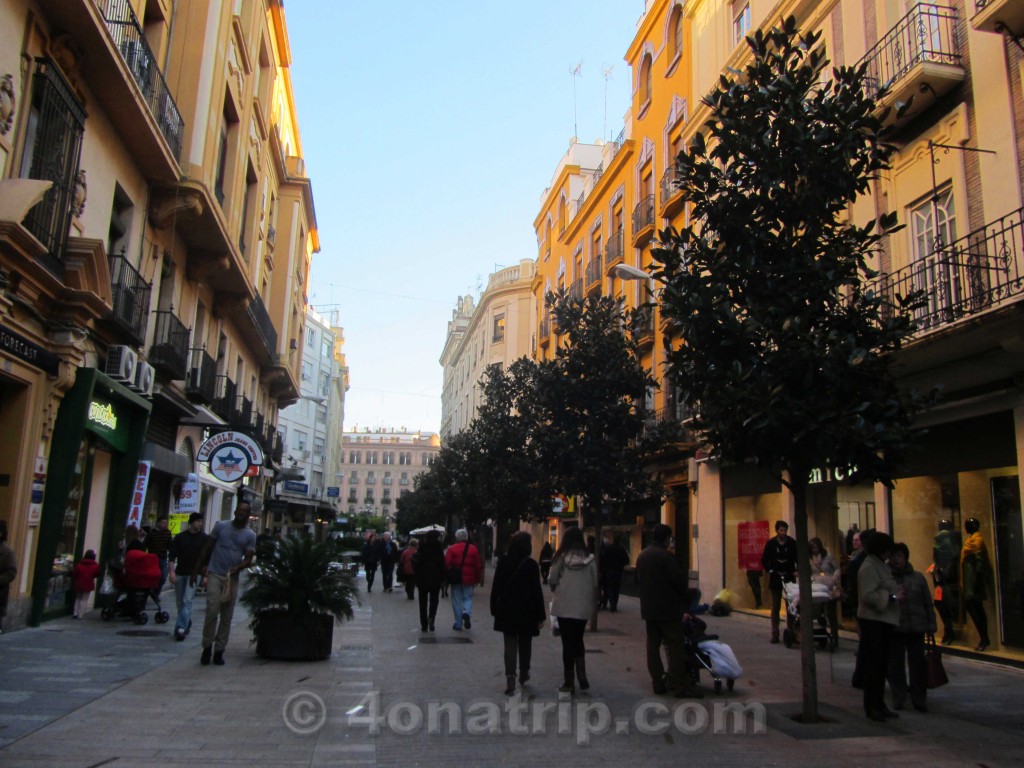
[463,612,471,629]
[504,676,516,695]
[866,709,888,723]
[213,650,225,666]
[941,635,953,645]
[174,628,186,641]
[891,700,904,711]
[200,646,212,665]
[421,624,428,632]
[880,707,899,719]
[770,636,780,644]
[673,687,704,699]
[653,684,668,695]
[519,670,530,686]
[976,642,989,652]
[913,701,928,713]
[429,621,435,632]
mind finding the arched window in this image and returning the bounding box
[670,6,683,60]
[640,54,653,105]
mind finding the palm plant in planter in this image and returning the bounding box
[240,535,358,660]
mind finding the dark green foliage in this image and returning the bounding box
[241,535,357,644]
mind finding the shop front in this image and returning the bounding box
[30,367,150,624]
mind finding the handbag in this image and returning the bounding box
[447,541,470,586]
[925,633,949,689]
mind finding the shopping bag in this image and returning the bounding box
[925,634,948,689]
[99,574,115,595]
[550,601,560,636]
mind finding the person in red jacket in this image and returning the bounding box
[445,529,483,631]
[72,550,100,619]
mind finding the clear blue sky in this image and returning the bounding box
[286,2,645,433]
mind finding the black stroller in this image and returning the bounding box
[782,581,838,650]
[682,615,741,694]
[100,552,169,626]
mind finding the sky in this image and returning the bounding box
[285,2,646,434]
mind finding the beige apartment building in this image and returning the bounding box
[532,0,1024,655]
[339,429,441,526]
[0,0,316,628]
[439,259,536,438]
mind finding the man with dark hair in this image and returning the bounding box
[145,515,173,594]
[636,524,702,698]
[761,520,797,643]
[168,513,207,641]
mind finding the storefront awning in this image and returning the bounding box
[141,442,194,478]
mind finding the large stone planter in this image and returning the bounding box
[254,610,335,660]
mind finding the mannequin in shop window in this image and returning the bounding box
[931,519,961,645]
[961,517,992,652]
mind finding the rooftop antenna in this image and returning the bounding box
[571,61,582,138]
[603,65,615,141]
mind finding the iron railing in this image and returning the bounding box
[235,395,253,427]
[539,317,551,340]
[606,230,625,264]
[109,252,152,345]
[99,0,184,158]
[870,206,1024,336]
[150,309,190,379]
[632,305,656,341]
[661,165,683,207]
[586,252,604,286]
[186,348,217,403]
[569,279,584,302]
[858,3,961,97]
[213,376,236,422]
[632,195,656,234]
[245,294,278,360]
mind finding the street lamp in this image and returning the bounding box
[609,263,654,290]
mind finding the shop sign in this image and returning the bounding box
[126,461,152,527]
[0,323,59,375]
[28,456,46,526]
[197,431,264,483]
[552,493,575,518]
[284,481,309,494]
[808,465,858,485]
[85,398,128,452]
[327,486,340,498]
[173,473,200,515]
[738,520,770,571]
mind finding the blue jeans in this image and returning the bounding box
[451,584,474,627]
[174,576,198,633]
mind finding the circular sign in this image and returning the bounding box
[197,431,264,483]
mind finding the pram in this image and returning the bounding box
[100,549,170,626]
[782,581,837,651]
[682,615,742,694]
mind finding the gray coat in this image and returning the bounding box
[893,563,937,635]
[857,553,900,625]
[549,550,598,620]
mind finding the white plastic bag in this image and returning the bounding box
[550,601,560,636]
[699,639,743,680]
[99,574,115,595]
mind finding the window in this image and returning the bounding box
[367,451,378,465]
[493,313,506,343]
[306,327,316,349]
[349,450,361,464]
[367,471,376,484]
[294,430,308,451]
[670,6,684,61]
[399,452,410,466]
[20,59,86,269]
[383,451,394,465]
[733,1,751,45]
[400,472,409,486]
[349,471,359,484]
[214,123,229,205]
[313,438,325,457]
[383,471,392,485]
[316,404,327,424]
[301,362,312,381]
[910,189,957,323]
[321,339,331,358]
[318,370,329,394]
[639,54,653,107]
[382,489,391,502]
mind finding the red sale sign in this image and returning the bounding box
[126,461,152,527]
[738,520,770,571]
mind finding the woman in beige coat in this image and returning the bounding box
[857,531,903,722]
[549,527,598,694]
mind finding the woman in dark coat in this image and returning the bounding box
[491,532,546,695]
[413,532,446,632]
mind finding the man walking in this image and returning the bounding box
[362,532,380,592]
[378,532,398,593]
[636,524,702,698]
[761,520,797,643]
[168,513,207,641]
[194,500,256,665]
[446,529,482,630]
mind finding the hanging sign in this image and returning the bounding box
[197,431,264,483]
[126,461,152,527]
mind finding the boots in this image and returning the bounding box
[575,656,590,690]
[558,666,575,694]
[504,676,516,696]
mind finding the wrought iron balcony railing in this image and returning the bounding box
[245,294,278,360]
[661,166,683,209]
[109,252,151,345]
[186,348,217,404]
[99,0,184,158]
[213,376,236,422]
[869,206,1024,336]
[235,395,253,427]
[569,279,584,302]
[150,309,190,379]
[539,316,551,340]
[632,195,656,236]
[586,252,604,287]
[606,229,625,264]
[858,3,961,97]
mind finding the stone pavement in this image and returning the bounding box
[1,572,1023,767]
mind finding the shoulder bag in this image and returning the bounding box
[925,633,949,688]
[447,542,470,586]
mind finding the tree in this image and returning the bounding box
[651,19,926,722]
[533,290,670,627]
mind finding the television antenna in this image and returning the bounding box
[570,61,582,138]
[603,65,615,141]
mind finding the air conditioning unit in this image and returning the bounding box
[105,345,138,383]
[132,361,155,397]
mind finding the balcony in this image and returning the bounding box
[186,348,217,404]
[539,316,552,347]
[108,252,151,345]
[213,376,236,422]
[569,279,584,302]
[244,294,279,364]
[100,0,184,159]
[585,253,604,295]
[150,309,190,379]
[858,4,964,128]
[872,206,1024,338]
[972,0,1024,35]
[660,166,685,219]
[632,195,656,246]
[235,395,253,428]
[606,230,625,267]
[632,305,656,347]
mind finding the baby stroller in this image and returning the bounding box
[782,581,837,650]
[100,549,169,626]
[682,615,742,694]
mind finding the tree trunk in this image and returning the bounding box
[792,477,819,722]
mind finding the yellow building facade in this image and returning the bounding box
[0,0,316,628]
[534,0,1024,655]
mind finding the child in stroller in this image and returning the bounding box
[681,615,742,694]
[101,547,169,625]
[782,581,838,650]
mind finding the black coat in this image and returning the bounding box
[761,535,797,589]
[490,555,545,636]
[412,539,446,591]
[636,543,688,622]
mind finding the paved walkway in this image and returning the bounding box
[1,572,1022,767]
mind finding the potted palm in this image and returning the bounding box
[241,535,358,660]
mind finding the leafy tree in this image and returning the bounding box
[651,19,926,721]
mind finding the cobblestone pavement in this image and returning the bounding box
[1,573,1023,767]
